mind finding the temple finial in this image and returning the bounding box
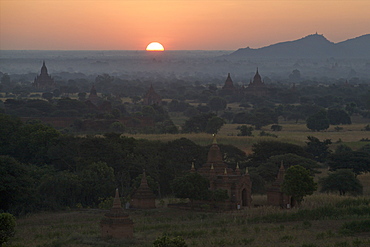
[212,134,217,144]
[112,188,122,208]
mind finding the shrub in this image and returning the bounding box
[0,213,16,245]
[153,234,188,247]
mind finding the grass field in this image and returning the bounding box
[7,193,370,247]
[125,122,370,154]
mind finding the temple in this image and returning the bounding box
[142,84,162,105]
[220,73,236,95]
[266,162,292,208]
[32,61,56,90]
[245,68,268,97]
[193,135,252,209]
[100,189,134,238]
[130,170,156,209]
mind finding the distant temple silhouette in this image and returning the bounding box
[32,61,56,90]
[142,84,162,105]
[220,73,236,95]
[221,68,269,97]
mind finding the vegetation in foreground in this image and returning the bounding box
[4,195,370,247]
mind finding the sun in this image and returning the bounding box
[146,42,165,51]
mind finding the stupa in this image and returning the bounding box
[130,170,156,209]
[100,189,134,238]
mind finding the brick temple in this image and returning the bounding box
[266,162,292,208]
[193,135,252,209]
[130,170,156,209]
[100,189,134,238]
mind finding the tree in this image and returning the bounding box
[306,110,330,131]
[271,124,282,131]
[248,141,309,164]
[319,169,362,196]
[182,113,216,133]
[281,165,317,205]
[0,156,37,214]
[327,151,370,176]
[327,108,351,125]
[208,96,227,114]
[205,116,225,134]
[0,213,16,245]
[237,125,253,136]
[305,136,332,162]
[42,92,54,101]
[171,173,210,206]
[258,153,321,182]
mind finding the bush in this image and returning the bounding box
[0,213,16,245]
[153,234,188,247]
[271,124,282,131]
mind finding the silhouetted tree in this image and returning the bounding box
[320,169,362,195]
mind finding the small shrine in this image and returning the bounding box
[130,170,156,209]
[100,189,134,239]
[266,162,292,208]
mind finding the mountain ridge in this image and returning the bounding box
[228,33,370,58]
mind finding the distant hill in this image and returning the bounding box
[228,33,370,58]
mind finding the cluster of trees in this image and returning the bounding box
[0,113,247,215]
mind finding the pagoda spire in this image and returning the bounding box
[112,188,122,208]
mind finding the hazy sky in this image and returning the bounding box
[1,0,369,50]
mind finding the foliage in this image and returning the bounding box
[207,96,227,114]
[182,113,216,133]
[0,156,38,214]
[259,131,277,138]
[306,110,330,131]
[282,165,317,205]
[304,136,332,162]
[271,124,282,131]
[258,153,320,182]
[233,108,278,130]
[327,108,351,125]
[171,173,210,203]
[248,141,309,164]
[204,116,225,134]
[0,213,16,245]
[327,150,370,176]
[320,169,363,196]
[153,234,188,247]
[237,125,253,136]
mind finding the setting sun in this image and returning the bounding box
[146,42,165,51]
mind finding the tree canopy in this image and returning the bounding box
[282,165,317,205]
[171,173,210,204]
[306,110,330,131]
[319,169,362,196]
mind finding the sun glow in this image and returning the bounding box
[146,42,165,51]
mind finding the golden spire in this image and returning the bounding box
[236,162,240,169]
[245,167,249,174]
[211,164,214,170]
[224,168,227,175]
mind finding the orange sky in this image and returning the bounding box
[1,0,369,50]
